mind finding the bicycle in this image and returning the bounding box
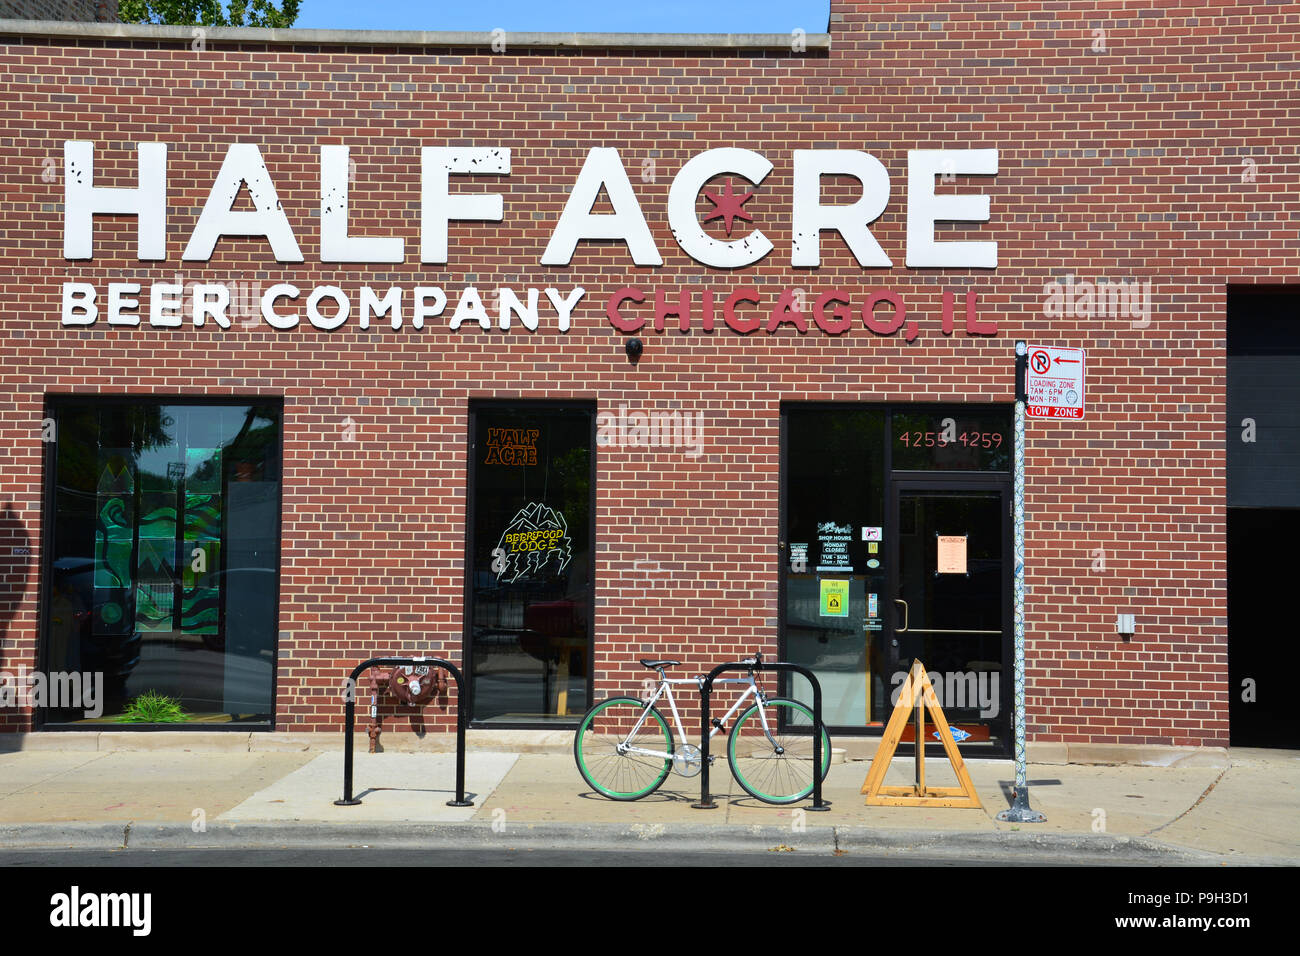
[573,653,831,805]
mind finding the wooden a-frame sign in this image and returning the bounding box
[860,659,983,808]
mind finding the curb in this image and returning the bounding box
[0,820,1209,860]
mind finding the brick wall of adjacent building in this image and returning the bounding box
[0,0,116,22]
[0,1,1296,744]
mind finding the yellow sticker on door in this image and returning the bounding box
[820,579,850,618]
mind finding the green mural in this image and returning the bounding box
[94,455,134,591]
[95,496,133,589]
[91,445,225,637]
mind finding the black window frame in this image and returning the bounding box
[463,398,597,729]
[36,394,285,732]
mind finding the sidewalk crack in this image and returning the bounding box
[0,751,113,799]
[1143,761,1230,838]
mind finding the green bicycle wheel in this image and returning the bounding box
[574,697,674,800]
[727,697,832,805]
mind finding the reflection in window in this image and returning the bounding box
[44,401,281,726]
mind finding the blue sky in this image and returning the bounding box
[294,0,830,33]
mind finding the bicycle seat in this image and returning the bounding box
[639,659,680,669]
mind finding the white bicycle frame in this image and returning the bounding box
[617,671,782,766]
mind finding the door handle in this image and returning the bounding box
[893,597,998,636]
[894,598,909,633]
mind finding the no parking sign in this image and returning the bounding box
[1025,345,1086,419]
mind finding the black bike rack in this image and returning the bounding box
[691,659,831,811]
[335,656,472,808]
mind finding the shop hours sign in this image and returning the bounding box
[816,521,853,572]
[1025,345,1086,420]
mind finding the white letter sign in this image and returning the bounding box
[906,149,998,268]
[64,142,167,260]
[667,148,773,269]
[420,147,509,264]
[183,144,302,262]
[542,148,662,266]
[321,146,404,263]
[791,150,891,268]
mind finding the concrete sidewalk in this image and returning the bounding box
[0,744,1296,863]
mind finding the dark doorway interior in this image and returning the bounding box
[465,402,594,727]
[1227,286,1300,747]
[1227,509,1298,747]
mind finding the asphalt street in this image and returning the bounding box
[0,846,1180,867]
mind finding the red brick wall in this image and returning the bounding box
[1,1,1296,744]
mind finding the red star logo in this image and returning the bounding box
[702,178,755,237]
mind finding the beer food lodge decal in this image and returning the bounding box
[60,143,1001,339]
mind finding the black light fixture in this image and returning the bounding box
[625,337,643,364]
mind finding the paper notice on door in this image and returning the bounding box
[937,535,967,574]
[789,542,808,571]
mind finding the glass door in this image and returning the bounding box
[888,481,1010,750]
[466,403,593,725]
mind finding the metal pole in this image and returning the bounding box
[691,674,718,809]
[445,661,472,807]
[334,662,361,806]
[915,681,924,794]
[807,667,828,810]
[998,342,1046,823]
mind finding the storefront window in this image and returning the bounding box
[42,399,281,726]
[467,404,592,724]
[782,408,887,727]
